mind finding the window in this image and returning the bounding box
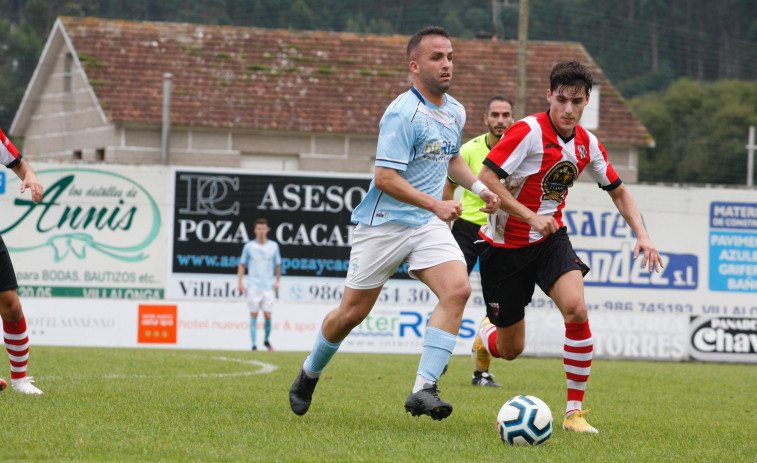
[73,150,82,160]
[64,53,73,92]
[96,148,105,162]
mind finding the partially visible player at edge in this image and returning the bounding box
[475,61,663,433]
[289,26,500,421]
[238,218,282,351]
[0,128,45,394]
[443,95,514,388]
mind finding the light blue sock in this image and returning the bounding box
[250,316,257,348]
[417,327,457,383]
[264,319,272,343]
[303,328,342,374]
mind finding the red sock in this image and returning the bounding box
[4,317,30,380]
[564,320,593,414]
[484,325,501,358]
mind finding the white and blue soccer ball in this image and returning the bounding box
[496,395,553,446]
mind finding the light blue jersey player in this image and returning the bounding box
[289,26,500,420]
[238,218,281,351]
[351,86,466,227]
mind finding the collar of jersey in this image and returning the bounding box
[410,86,447,109]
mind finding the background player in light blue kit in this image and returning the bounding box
[289,26,500,421]
[238,218,281,351]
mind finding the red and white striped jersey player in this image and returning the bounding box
[0,128,45,394]
[474,61,663,434]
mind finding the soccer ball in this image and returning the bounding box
[496,395,553,446]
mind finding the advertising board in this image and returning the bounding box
[3,164,756,362]
[1,165,168,299]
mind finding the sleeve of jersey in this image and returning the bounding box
[587,137,622,190]
[453,104,465,158]
[273,244,282,267]
[0,128,22,169]
[482,121,532,179]
[240,246,249,266]
[375,110,414,172]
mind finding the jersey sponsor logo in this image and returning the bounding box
[541,160,577,203]
[420,139,456,160]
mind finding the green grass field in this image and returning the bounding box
[1,346,754,462]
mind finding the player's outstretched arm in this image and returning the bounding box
[607,184,664,273]
[11,160,43,204]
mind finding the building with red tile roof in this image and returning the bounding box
[11,17,652,180]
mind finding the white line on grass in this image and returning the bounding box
[43,355,278,380]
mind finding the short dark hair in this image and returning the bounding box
[254,218,268,226]
[407,26,450,60]
[486,95,514,113]
[549,61,593,95]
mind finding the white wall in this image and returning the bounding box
[2,163,756,362]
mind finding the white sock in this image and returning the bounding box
[302,364,321,379]
[412,374,433,393]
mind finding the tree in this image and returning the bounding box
[2,0,757,186]
[0,19,42,131]
[631,78,757,185]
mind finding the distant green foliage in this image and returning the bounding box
[316,65,336,75]
[78,53,104,69]
[2,0,756,185]
[631,79,757,185]
[0,18,42,131]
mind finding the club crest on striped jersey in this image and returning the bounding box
[577,144,587,160]
[541,161,577,203]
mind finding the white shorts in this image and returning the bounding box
[345,217,465,290]
[247,290,275,314]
